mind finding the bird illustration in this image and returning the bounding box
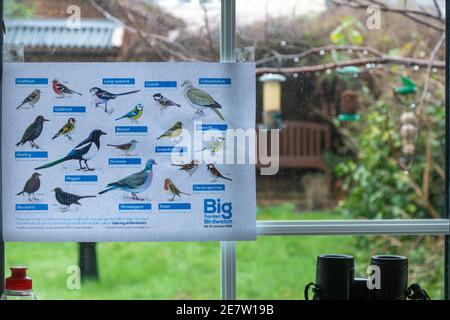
[17,89,41,109]
[197,137,225,155]
[16,115,49,149]
[172,159,200,177]
[52,118,76,140]
[207,164,232,182]
[181,80,225,120]
[52,79,82,97]
[153,93,181,110]
[98,159,157,201]
[157,121,183,140]
[107,139,138,155]
[90,87,140,113]
[115,104,144,122]
[164,178,190,201]
[52,187,95,212]
[35,129,106,171]
[16,172,42,201]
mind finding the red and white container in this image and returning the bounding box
[1,267,37,300]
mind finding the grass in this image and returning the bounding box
[5,203,444,299]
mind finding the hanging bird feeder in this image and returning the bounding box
[399,111,418,167]
[259,73,286,129]
[336,66,361,121]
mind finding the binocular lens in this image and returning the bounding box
[370,255,408,300]
[315,254,355,300]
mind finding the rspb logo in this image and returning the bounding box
[203,199,232,228]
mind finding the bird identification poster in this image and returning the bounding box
[2,62,256,242]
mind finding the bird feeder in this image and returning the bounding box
[259,73,286,129]
[336,67,361,122]
[400,111,418,160]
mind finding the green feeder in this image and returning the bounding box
[394,76,417,95]
[338,113,361,121]
[336,66,361,122]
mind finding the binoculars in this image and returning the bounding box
[305,254,430,300]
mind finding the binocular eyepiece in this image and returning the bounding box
[305,254,430,300]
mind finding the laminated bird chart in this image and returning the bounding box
[1,62,256,242]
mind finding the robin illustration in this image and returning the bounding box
[115,104,144,122]
[52,188,95,212]
[207,164,232,182]
[157,121,183,140]
[107,139,138,155]
[90,87,140,113]
[17,89,41,109]
[16,115,49,149]
[153,93,181,110]
[164,178,190,201]
[172,159,200,177]
[52,118,76,140]
[16,172,42,201]
[52,79,82,97]
[182,80,225,120]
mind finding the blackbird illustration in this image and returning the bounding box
[99,159,157,201]
[16,115,49,149]
[52,118,76,140]
[153,93,180,110]
[164,178,190,201]
[52,79,82,97]
[207,163,232,182]
[157,121,183,140]
[115,104,144,122]
[90,87,140,113]
[172,159,200,177]
[53,187,95,212]
[16,172,42,201]
[17,89,41,109]
[35,129,106,171]
[107,139,138,155]
[182,80,225,120]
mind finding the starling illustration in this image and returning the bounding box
[52,79,82,97]
[17,89,41,109]
[172,159,200,177]
[16,115,49,149]
[16,172,42,201]
[107,139,138,155]
[90,87,140,113]
[164,178,190,201]
[207,164,232,182]
[153,93,181,110]
[52,118,76,140]
[197,137,225,155]
[157,121,183,140]
[99,159,157,201]
[115,104,144,122]
[35,129,106,171]
[182,80,225,120]
[53,187,95,212]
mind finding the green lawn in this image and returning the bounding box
[5,203,443,299]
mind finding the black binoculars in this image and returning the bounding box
[305,254,430,300]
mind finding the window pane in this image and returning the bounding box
[237,235,445,299]
[237,0,446,220]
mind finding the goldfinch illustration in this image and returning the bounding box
[52,118,76,140]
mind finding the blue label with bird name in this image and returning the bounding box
[15,151,48,160]
[65,175,98,183]
[119,203,152,211]
[144,81,177,88]
[158,203,191,211]
[155,146,187,153]
[196,124,228,131]
[108,158,141,166]
[103,78,136,85]
[53,106,86,113]
[199,78,231,85]
[193,184,225,192]
[115,126,148,135]
[15,204,49,211]
[15,78,48,85]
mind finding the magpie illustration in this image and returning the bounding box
[35,129,106,171]
[153,93,181,110]
[16,115,49,149]
[52,187,95,212]
[90,87,140,113]
[16,172,42,201]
